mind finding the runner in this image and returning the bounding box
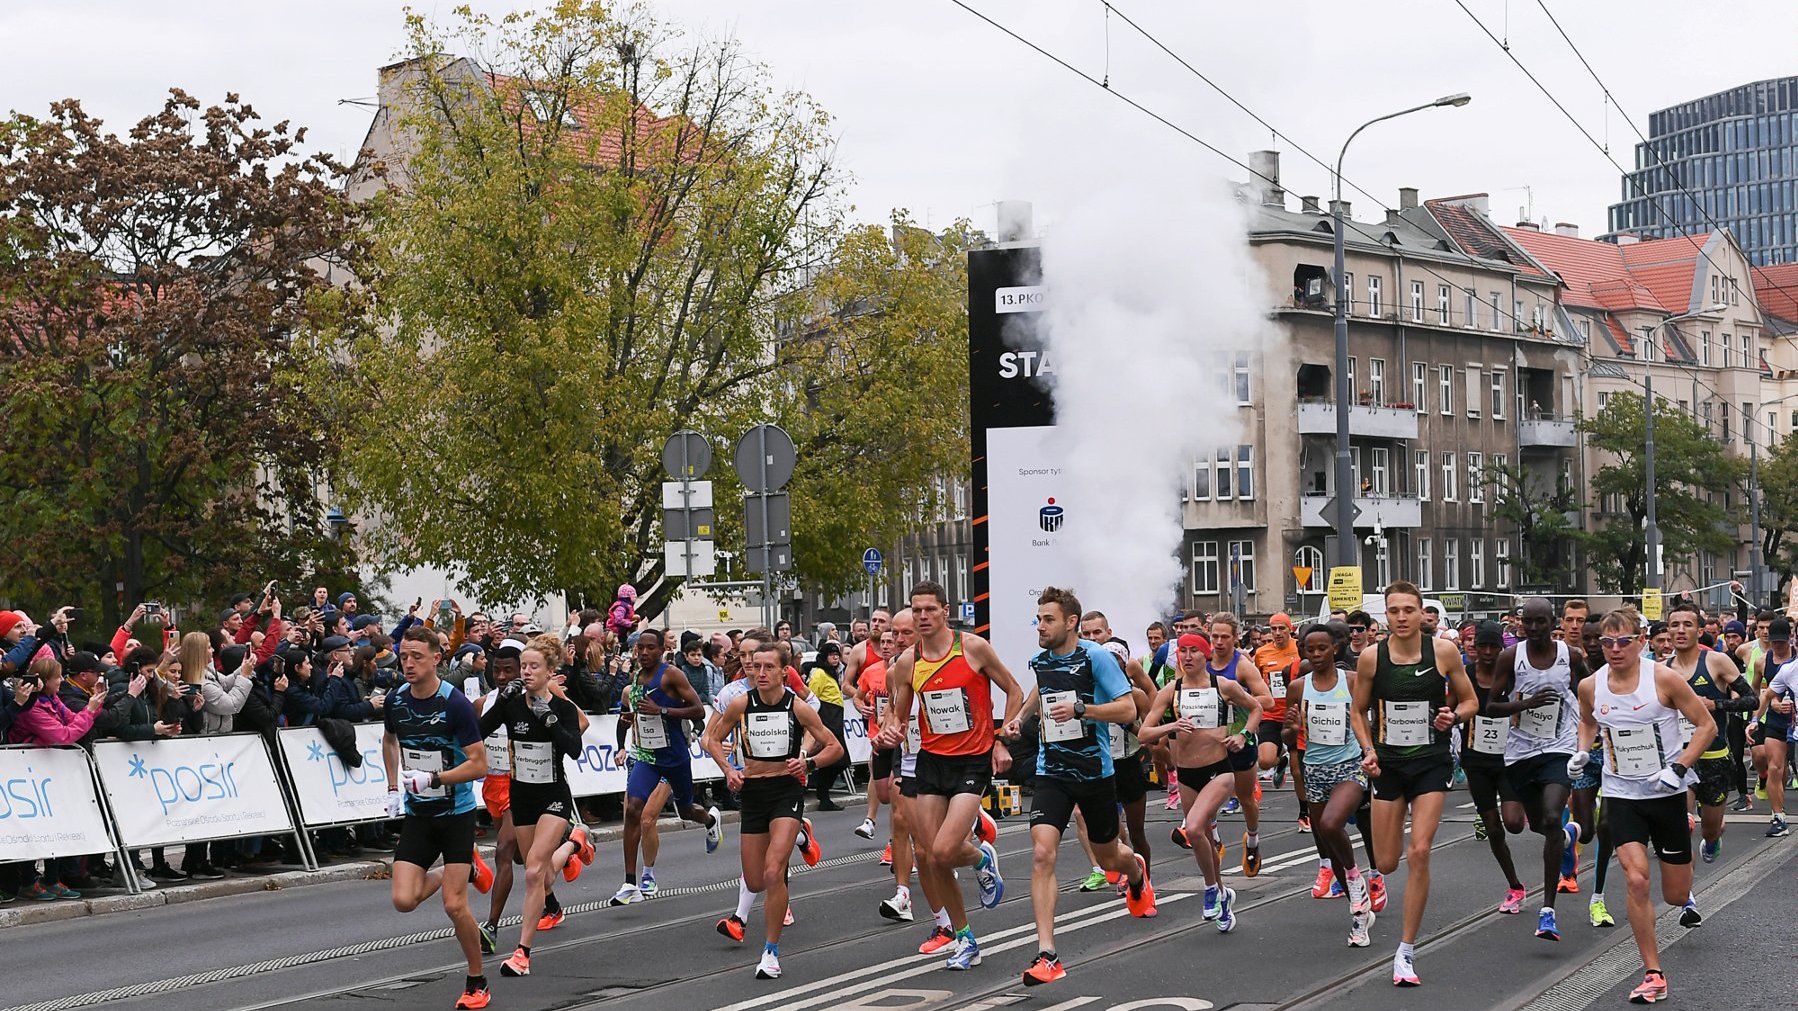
[1076,612,1156,882]
[1571,608,1718,1005]
[612,628,722,906]
[1459,621,1527,913]
[1662,603,1754,862]
[851,626,898,850]
[1292,620,1384,908]
[1005,589,1155,986]
[702,640,843,980]
[1252,613,1305,831]
[1283,623,1379,946]
[1748,617,1795,837]
[473,639,554,951]
[381,627,494,1010]
[1205,613,1274,873]
[483,637,594,978]
[1569,609,1614,927]
[1350,580,1478,987]
[1140,632,1262,933]
[1146,611,1206,813]
[875,581,1025,970]
[1487,597,1587,941]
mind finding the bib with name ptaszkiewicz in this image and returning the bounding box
[1179,687,1225,730]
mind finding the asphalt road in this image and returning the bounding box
[6,784,1792,1011]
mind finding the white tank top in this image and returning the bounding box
[1504,640,1577,762]
[479,692,511,776]
[1592,662,1685,800]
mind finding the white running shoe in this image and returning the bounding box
[608,884,643,906]
[755,949,781,980]
[1392,949,1420,987]
[705,805,724,853]
[879,890,914,921]
[1349,908,1375,947]
[855,817,877,839]
[1345,871,1371,915]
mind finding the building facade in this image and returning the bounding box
[1605,77,1798,266]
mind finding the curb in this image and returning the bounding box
[0,807,744,930]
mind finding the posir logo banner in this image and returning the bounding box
[93,735,294,848]
[277,723,390,827]
[0,746,116,860]
[561,711,725,800]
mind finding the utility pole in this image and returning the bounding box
[1644,374,1661,591]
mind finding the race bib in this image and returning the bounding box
[743,711,794,761]
[1306,701,1348,746]
[922,688,972,735]
[906,712,922,754]
[1108,726,1127,758]
[1676,714,1698,748]
[512,739,556,785]
[402,748,447,798]
[1604,723,1668,778]
[483,728,511,775]
[1470,716,1507,756]
[1517,699,1562,739]
[1269,669,1288,700]
[874,695,889,723]
[635,714,670,751]
[1041,690,1085,743]
[1381,701,1431,747]
[1179,688,1223,729]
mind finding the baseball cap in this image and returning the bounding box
[1769,617,1791,642]
[320,635,352,652]
[1474,621,1504,647]
[352,614,381,631]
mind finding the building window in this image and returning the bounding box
[1493,454,1508,499]
[1370,358,1386,405]
[1580,319,1591,341]
[1228,540,1256,592]
[1416,450,1430,501]
[1515,298,1526,332]
[1343,272,1355,314]
[1722,402,1731,442]
[1464,288,1477,328]
[1295,545,1324,592]
[1701,330,1712,365]
[1371,447,1390,496]
[1233,354,1251,405]
[1468,452,1484,503]
[1442,452,1458,501]
[1496,539,1512,589]
[1411,281,1424,322]
[1491,371,1506,419]
[1439,365,1453,416]
[1438,284,1452,324]
[1723,334,1733,368]
[1743,333,1754,368]
[1702,400,1713,434]
[1490,292,1503,332]
[1465,368,1482,418]
[953,480,967,519]
[1368,275,1383,317]
[1744,402,1756,445]
[1193,457,1211,500]
[1375,536,1392,588]
[1412,362,1427,413]
[1416,537,1432,590]
[1237,445,1254,500]
[1215,446,1233,498]
[1192,540,1219,595]
[1445,538,1461,589]
[1471,538,1486,588]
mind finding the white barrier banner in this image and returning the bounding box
[562,711,723,799]
[843,709,872,765]
[0,747,116,861]
[276,724,390,827]
[93,735,294,848]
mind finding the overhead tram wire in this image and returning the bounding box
[1451,0,1798,325]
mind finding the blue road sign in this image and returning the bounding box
[862,548,884,575]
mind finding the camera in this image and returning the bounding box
[143,602,164,620]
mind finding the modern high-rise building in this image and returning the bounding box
[1606,76,1798,266]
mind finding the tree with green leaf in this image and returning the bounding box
[0,91,361,629]
[1487,457,1579,588]
[331,3,970,617]
[1750,430,1798,604]
[1577,392,1746,594]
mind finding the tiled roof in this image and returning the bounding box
[1426,200,1557,279]
[484,72,678,166]
[1753,262,1798,322]
[1616,234,1712,315]
[1501,227,1639,309]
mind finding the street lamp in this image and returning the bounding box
[1332,93,1472,568]
[1643,302,1731,590]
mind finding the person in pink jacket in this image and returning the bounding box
[6,652,105,902]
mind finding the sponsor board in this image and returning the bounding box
[0,746,116,860]
[93,735,294,848]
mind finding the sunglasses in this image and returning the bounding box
[1349,625,1367,633]
[1598,635,1638,649]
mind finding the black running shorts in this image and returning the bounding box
[739,776,807,834]
[1111,750,1149,806]
[1030,776,1119,843]
[509,783,574,827]
[1176,759,1233,794]
[871,747,897,780]
[1371,753,1454,802]
[913,750,993,799]
[1606,794,1692,865]
[394,811,477,870]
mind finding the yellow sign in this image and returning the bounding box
[1292,565,1314,590]
[1641,587,1663,621]
[1327,566,1363,612]
[717,609,731,622]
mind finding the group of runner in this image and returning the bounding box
[370,578,1792,1008]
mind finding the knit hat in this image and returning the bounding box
[1723,620,1747,636]
[336,592,357,607]
[0,612,24,638]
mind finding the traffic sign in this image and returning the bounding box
[1291,565,1314,589]
[1641,587,1664,621]
[862,548,884,576]
[661,430,712,481]
[663,507,715,540]
[744,493,791,548]
[664,540,716,578]
[959,601,976,624]
[733,424,796,493]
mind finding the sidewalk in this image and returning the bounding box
[0,808,743,930]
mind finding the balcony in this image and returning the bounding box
[1296,398,1419,440]
[1300,492,1423,529]
[1518,414,1578,449]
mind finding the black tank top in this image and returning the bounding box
[740,687,803,762]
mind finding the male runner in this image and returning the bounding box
[876,582,1024,970]
[1749,617,1795,837]
[1140,632,1261,932]
[1663,603,1753,861]
[1563,600,1611,923]
[382,627,493,1010]
[843,608,892,697]
[1074,612,1155,884]
[1486,597,1586,941]
[1251,613,1304,829]
[852,626,898,848]
[1351,581,1477,986]
[612,628,721,905]
[1009,588,1155,985]
[1205,613,1273,871]
[1570,609,1717,1004]
[703,641,843,980]
[1460,621,1526,913]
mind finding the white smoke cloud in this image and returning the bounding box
[1029,171,1277,644]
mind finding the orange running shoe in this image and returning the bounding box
[469,849,494,895]
[455,982,492,1009]
[1557,874,1580,894]
[571,825,595,866]
[918,926,955,954]
[716,914,746,943]
[499,946,531,977]
[1310,864,1336,899]
[975,809,998,846]
[799,818,822,867]
[536,909,565,932]
[1022,952,1066,986]
[879,843,893,867]
[1123,855,1157,918]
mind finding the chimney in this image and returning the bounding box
[995,200,1033,243]
[1515,220,1541,231]
[1248,150,1285,208]
[1398,187,1419,210]
[1300,195,1321,214]
[1386,208,1404,227]
[1329,199,1351,220]
[1615,233,1640,246]
[1554,222,1580,238]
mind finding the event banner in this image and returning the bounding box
[276,723,390,828]
[560,712,724,799]
[93,735,295,848]
[0,746,117,861]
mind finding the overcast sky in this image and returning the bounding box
[5,0,1795,238]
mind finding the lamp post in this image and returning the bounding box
[1644,303,1731,590]
[1333,93,1472,568]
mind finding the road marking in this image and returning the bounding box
[1109,1000,1214,1010]
[715,894,1191,1011]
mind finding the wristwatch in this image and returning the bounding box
[1669,761,1689,779]
[1073,699,1087,719]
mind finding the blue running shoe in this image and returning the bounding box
[1202,884,1220,920]
[1221,797,1241,816]
[975,841,1004,909]
[640,868,658,896]
[1535,906,1560,941]
[945,931,981,970]
[1700,838,1720,863]
[1216,887,1237,933]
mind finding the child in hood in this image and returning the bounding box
[607,584,640,639]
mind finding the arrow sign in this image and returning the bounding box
[862,548,884,576]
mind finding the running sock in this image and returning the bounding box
[1397,942,1415,959]
[1039,948,1058,961]
[736,880,756,920]
[895,885,911,902]
[1090,864,1102,875]
[519,945,531,957]
[467,975,487,991]
[764,942,778,955]
[955,925,974,940]
[544,891,561,914]
[643,864,654,876]
[1345,866,1362,880]
[1245,831,1258,848]
[1298,798,1310,818]
[934,907,951,928]
[626,873,638,886]
[1319,855,1330,868]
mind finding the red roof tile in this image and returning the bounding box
[1616,234,1711,314]
[1503,227,1633,309]
[1753,262,1798,321]
[1426,201,1556,279]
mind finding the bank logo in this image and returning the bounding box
[1039,497,1064,533]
